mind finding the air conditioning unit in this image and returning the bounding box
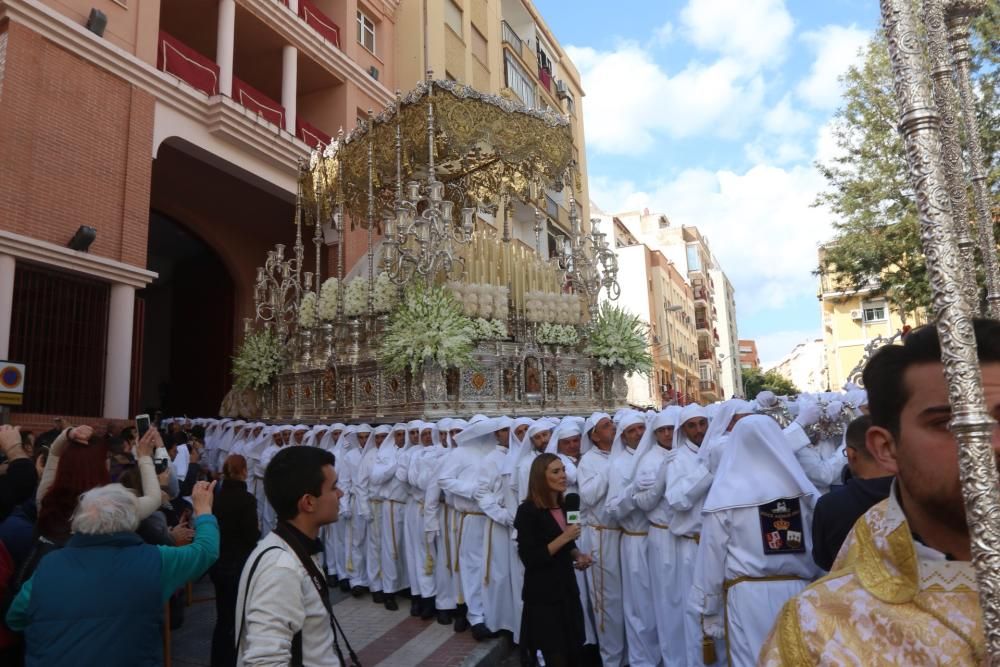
[555,79,569,99]
[850,309,863,320]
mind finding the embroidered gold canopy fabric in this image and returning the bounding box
[301,80,577,229]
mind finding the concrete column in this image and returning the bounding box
[0,254,15,360]
[281,44,298,134]
[216,0,236,96]
[287,0,298,13]
[103,283,135,419]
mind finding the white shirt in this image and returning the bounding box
[578,447,617,528]
[236,532,342,667]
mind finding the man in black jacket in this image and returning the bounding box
[811,415,893,571]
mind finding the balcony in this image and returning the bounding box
[698,349,713,361]
[504,50,536,109]
[693,287,708,302]
[157,31,220,97]
[232,76,285,128]
[501,20,524,59]
[538,64,552,93]
[700,380,717,392]
[298,0,341,49]
[696,319,709,332]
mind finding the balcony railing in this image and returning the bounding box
[693,287,708,302]
[700,380,717,392]
[696,319,709,331]
[299,0,341,49]
[157,31,220,96]
[538,64,552,93]
[297,118,331,147]
[698,349,712,360]
[504,51,535,109]
[501,20,523,58]
[232,76,285,128]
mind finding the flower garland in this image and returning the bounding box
[343,276,369,317]
[524,291,585,324]
[232,328,284,391]
[536,322,579,346]
[380,284,476,375]
[298,291,318,328]
[471,317,509,341]
[585,302,653,376]
[372,272,399,314]
[318,278,339,321]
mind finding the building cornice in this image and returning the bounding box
[0,230,157,288]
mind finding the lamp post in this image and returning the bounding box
[663,302,683,405]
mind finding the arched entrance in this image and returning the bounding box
[138,213,234,417]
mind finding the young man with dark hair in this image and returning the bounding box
[809,415,894,571]
[235,446,348,667]
[762,319,1000,664]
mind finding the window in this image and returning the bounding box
[863,303,887,323]
[445,0,463,37]
[471,26,488,64]
[545,194,558,219]
[357,10,376,54]
[686,244,701,271]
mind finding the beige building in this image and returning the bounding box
[598,214,700,408]
[614,211,729,403]
[395,0,589,250]
[819,246,924,389]
[770,338,827,393]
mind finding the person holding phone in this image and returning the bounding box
[514,453,593,667]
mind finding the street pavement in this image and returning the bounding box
[169,578,511,667]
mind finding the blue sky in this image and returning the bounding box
[533,0,881,366]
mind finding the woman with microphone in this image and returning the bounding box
[514,452,593,667]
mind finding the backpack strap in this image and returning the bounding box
[234,545,283,653]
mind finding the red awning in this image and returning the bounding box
[157,31,220,97]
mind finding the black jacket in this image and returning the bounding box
[212,479,260,570]
[514,500,579,603]
[811,475,893,571]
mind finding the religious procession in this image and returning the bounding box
[0,0,999,665]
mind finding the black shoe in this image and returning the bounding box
[436,610,453,625]
[372,591,385,604]
[470,623,491,641]
[384,595,398,611]
[350,585,366,598]
[420,596,436,620]
[409,595,422,617]
[326,573,338,587]
[339,579,351,593]
[453,615,470,633]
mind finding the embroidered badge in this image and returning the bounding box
[758,497,806,555]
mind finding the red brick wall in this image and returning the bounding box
[0,22,154,268]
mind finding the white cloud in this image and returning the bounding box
[762,94,812,136]
[651,22,675,46]
[595,163,835,313]
[566,43,765,154]
[756,328,823,369]
[797,25,870,109]
[680,0,794,69]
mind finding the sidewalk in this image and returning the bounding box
[170,579,510,667]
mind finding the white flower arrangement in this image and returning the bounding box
[344,276,369,317]
[380,284,477,374]
[525,292,584,325]
[298,291,318,328]
[232,328,284,391]
[585,302,653,376]
[471,318,509,341]
[372,272,398,314]
[318,278,339,321]
[536,322,579,346]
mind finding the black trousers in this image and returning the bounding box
[210,564,241,667]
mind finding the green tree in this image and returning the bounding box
[742,368,800,398]
[816,4,999,314]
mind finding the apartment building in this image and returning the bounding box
[709,265,741,398]
[739,339,761,370]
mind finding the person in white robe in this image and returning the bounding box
[666,404,716,666]
[689,415,821,666]
[404,421,440,618]
[346,425,373,593]
[474,417,517,636]
[370,423,409,610]
[790,398,847,494]
[423,420,461,626]
[632,407,684,666]
[440,417,507,640]
[578,411,627,667]
[515,419,558,502]
[697,400,755,474]
[319,425,348,585]
[358,425,389,603]
[605,411,660,667]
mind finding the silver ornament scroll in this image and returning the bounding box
[881,0,1000,660]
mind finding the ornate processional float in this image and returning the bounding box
[879,0,1000,660]
[223,78,648,423]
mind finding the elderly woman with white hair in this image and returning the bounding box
[6,480,220,667]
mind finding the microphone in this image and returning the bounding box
[565,492,581,525]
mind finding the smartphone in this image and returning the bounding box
[136,414,151,439]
